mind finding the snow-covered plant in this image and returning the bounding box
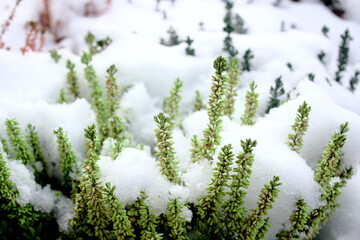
[286,62,294,71]
[197,144,234,237]
[321,25,329,38]
[166,198,189,240]
[5,118,34,165]
[50,49,61,63]
[304,122,352,237]
[163,78,183,127]
[54,127,79,196]
[81,52,109,142]
[221,139,257,237]
[66,59,80,99]
[154,112,180,184]
[241,81,259,126]
[185,36,195,56]
[103,182,135,239]
[192,56,228,162]
[265,76,285,114]
[335,29,353,84]
[71,124,110,239]
[160,26,181,47]
[0,144,58,239]
[240,175,281,239]
[128,192,163,240]
[85,31,112,55]
[57,88,69,104]
[287,101,311,153]
[314,122,349,187]
[105,64,126,140]
[277,199,309,239]
[349,70,360,92]
[241,48,254,72]
[224,57,241,120]
[193,90,206,112]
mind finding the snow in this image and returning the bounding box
[0,0,360,238]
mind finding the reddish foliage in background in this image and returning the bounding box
[85,0,112,17]
[40,0,51,31]
[0,0,22,50]
[20,21,46,55]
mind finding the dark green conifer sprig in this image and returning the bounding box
[221,139,257,236]
[241,48,254,72]
[265,76,285,114]
[160,26,181,47]
[233,14,248,34]
[314,122,349,187]
[53,127,79,196]
[71,124,110,239]
[193,90,206,112]
[318,50,326,64]
[105,64,126,140]
[185,36,195,56]
[240,176,281,240]
[223,2,238,58]
[50,49,61,63]
[287,101,311,153]
[5,118,33,165]
[166,198,189,240]
[321,25,329,38]
[81,52,110,142]
[104,182,135,239]
[85,31,112,55]
[241,81,259,126]
[57,88,69,104]
[192,56,228,162]
[277,199,309,239]
[66,59,80,98]
[197,144,234,230]
[154,113,180,184]
[349,70,360,92]
[335,29,353,84]
[224,58,241,119]
[163,78,183,127]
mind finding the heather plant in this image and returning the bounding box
[233,14,248,34]
[85,31,113,55]
[163,78,183,127]
[224,58,241,119]
[191,56,228,162]
[57,88,69,104]
[321,25,329,38]
[54,127,79,196]
[166,198,189,240]
[154,112,180,184]
[335,29,352,84]
[50,49,61,63]
[307,73,315,82]
[193,90,206,112]
[66,59,80,99]
[265,76,285,114]
[241,48,254,72]
[221,139,257,237]
[241,81,259,126]
[287,101,311,153]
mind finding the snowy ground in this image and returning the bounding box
[1,0,360,239]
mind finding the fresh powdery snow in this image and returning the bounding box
[0,0,360,239]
